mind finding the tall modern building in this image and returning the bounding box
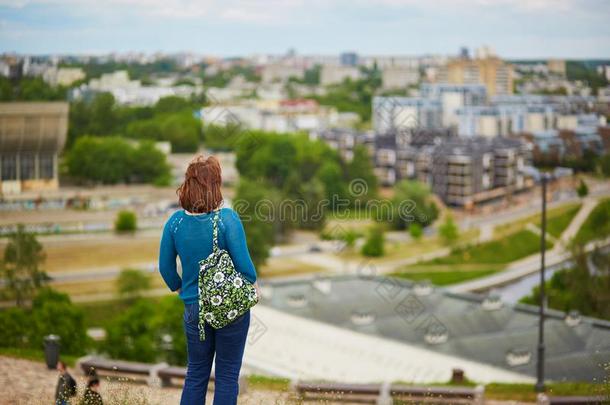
[0,102,69,195]
[438,56,514,96]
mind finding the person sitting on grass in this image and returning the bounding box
[80,378,103,405]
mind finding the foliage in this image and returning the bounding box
[438,215,459,246]
[384,180,439,230]
[0,225,48,306]
[345,145,378,202]
[102,299,157,362]
[392,269,496,286]
[361,225,385,257]
[203,65,261,87]
[409,223,423,241]
[100,296,187,365]
[115,269,151,300]
[576,178,589,198]
[566,61,609,95]
[68,93,202,152]
[29,289,89,355]
[574,198,610,244]
[233,179,276,267]
[520,246,610,321]
[0,76,67,101]
[429,230,551,265]
[61,58,183,81]
[0,288,88,356]
[310,68,381,122]
[114,211,137,233]
[65,136,170,185]
[151,295,187,365]
[599,153,610,177]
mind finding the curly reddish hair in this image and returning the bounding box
[177,155,223,213]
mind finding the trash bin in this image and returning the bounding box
[43,334,61,370]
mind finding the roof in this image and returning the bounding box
[0,102,69,153]
[258,275,610,382]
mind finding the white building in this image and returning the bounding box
[320,65,361,86]
[201,99,340,134]
[261,64,305,83]
[73,70,201,106]
[372,96,442,133]
[43,67,86,86]
[381,67,420,90]
[420,84,487,128]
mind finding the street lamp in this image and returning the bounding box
[535,173,548,393]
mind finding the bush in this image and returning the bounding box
[29,289,89,355]
[576,179,589,198]
[409,223,423,241]
[1,289,89,355]
[66,136,171,185]
[361,225,385,257]
[103,299,157,362]
[116,269,151,300]
[438,215,459,246]
[114,211,137,233]
[386,180,439,230]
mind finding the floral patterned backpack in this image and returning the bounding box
[198,210,258,341]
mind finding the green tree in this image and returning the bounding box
[346,145,378,202]
[155,96,192,114]
[29,289,88,355]
[0,225,47,306]
[116,269,151,300]
[115,211,137,233]
[65,136,132,184]
[233,179,275,267]
[598,153,610,177]
[103,299,157,362]
[131,141,172,185]
[438,215,459,246]
[388,180,439,230]
[0,307,28,348]
[316,160,348,209]
[361,225,385,257]
[152,295,187,365]
[409,223,423,241]
[576,179,589,198]
[66,136,170,185]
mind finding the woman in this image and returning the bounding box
[159,155,257,405]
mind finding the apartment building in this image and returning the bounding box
[372,96,442,133]
[457,104,556,137]
[420,83,487,128]
[316,128,530,206]
[0,102,69,195]
[381,67,420,90]
[438,55,514,96]
[320,65,361,86]
[261,64,305,83]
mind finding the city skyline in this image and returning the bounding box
[1,0,610,58]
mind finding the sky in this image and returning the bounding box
[1,0,609,58]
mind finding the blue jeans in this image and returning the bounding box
[180,303,250,405]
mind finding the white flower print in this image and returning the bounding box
[213,272,225,283]
[211,295,223,306]
[204,312,215,322]
[233,278,243,288]
[227,309,238,319]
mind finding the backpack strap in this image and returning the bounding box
[212,210,220,252]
